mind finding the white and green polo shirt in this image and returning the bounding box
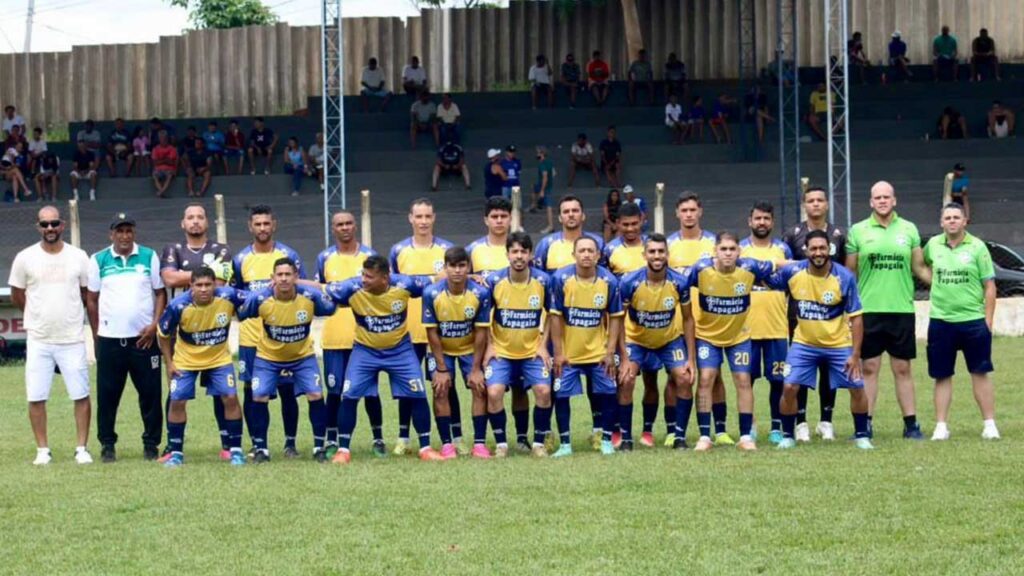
[87,243,164,338]
[846,212,921,314]
[924,233,995,323]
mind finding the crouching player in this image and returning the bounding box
[238,258,337,463]
[617,234,697,450]
[423,247,492,459]
[157,266,247,467]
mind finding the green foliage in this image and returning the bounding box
[167,0,277,30]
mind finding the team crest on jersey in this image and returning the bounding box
[296,310,309,323]
[427,357,437,372]
[698,346,710,360]
[896,235,908,246]
[733,282,747,296]
[328,374,336,388]
[433,260,444,273]
[202,253,216,265]
[528,295,541,309]
[663,297,676,310]
[822,290,836,305]
[782,363,792,378]
[593,293,606,307]
[959,253,972,264]
[215,312,229,327]
[464,306,476,319]
[391,300,403,313]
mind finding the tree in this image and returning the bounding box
[167,0,277,30]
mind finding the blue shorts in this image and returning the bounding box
[784,343,863,390]
[926,318,993,379]
[485,356,550,389]
[251,355,323,399]
[750,338,788,382]
[626,338,688,372]
[224,149,243,158]
[169,364,237,401]
[428,353,475,385]
[343,339,428,400]
[239,345,294,386]
[696,339,753,373]
[554,363,616,398]
[533,184,551,207]
[323,349,353,396]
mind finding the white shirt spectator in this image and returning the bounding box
[403,65,428,86]
[2,114,26,134]
[571,142,594,160]
[8,242,90,344]
[529,64,553,86]
[437,102,461,125]
[87,243,164,338]
[28,137,47,156]
[665,103,683,126]
[361,67,386,90]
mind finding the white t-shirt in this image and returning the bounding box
[571,142,594,160]
[2,114,26,134]
[437,102,461,124]
[28,138,47,155]
[529,65,552,85]
[402,65,428,85]
[361,67,385,89]
[665,103,683,126]
[7,242,90,344]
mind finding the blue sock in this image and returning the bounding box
[601,394,617,442]
[410,397,432,449]
[642,402,657,433]
[213,396,228,450]
[308,398,327,450]
[712,402,727,435]
[279,383,299,448]
[489,409,508,446]
[166,421,186,454]
[225,418,243,450]
[532,405,552,445]
[448,386,463,440]
[555,397,572,445]
[739,412,753,438]
[338,397,359,450]
[436,415,452,445]
[854,412,870,439]
[243,385,255,444]
[513,408,530,444]
[781,412,796,439]
[472,414,488,445]
[397,398,412,441]
[325,394,341,444]
[769,380,783,432]
[663,404,675,436]
[364,395,384,441]
[697,411,712,438]
[618,402,634,441]
[250,402,270,451]
[675,397,693,439]
[866,415,874,438]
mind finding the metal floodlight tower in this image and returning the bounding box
[776,0,800,226]
[824,0,852,228]
[322,0,346,245]
[736,0,757,161]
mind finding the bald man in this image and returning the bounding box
[846,181,931,439]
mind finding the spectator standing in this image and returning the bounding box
[559,53,584,108]
[247,117,278,175]
[602,188,621,242]
[587,50,611,106]
[483,148,507,198]
[307,132,325,189]
[628,49,654,106]
[436,93,462,143]
[69,140,98,201]
[224,120,246,174]
[184,138,213,198]
[282,137,308,197]
[529,55,555,109]
[106,118,132,177]
[665,94,687,144]
[432,140,471,192]
[933,26,959,81]
[86,213,167,463]
[360,57,392,112]
[663,52,688,102]
[402,56,429,96]
[410,91,439,149]
[35,151,60,202]
[533,145,555,234]
[131,127,150,176]
[938,106,969,140]
[27,127,47,173]
[848,31,871,83]
[203,121,227,174]
[500,145,522,199]
[76,120,103,166]
[987,101,1015,139]
[8,206,94,465]
[599,125,623,188]
[567,132,600,188]
[151,130,178,198]
[888,31,912,81]
[950,163,971,221]
[970,28,1000,81]
[2,105,26,137]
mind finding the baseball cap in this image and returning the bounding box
[487,148,501,159]
[506,144,517,152]
[892,30,901,38]
[623,185,634,195]
[110,212,136,229]
[954,163,966,171]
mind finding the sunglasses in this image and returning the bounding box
[39,220,62,229]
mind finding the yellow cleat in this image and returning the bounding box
[663,432,676,448]
[714,432,736,446]
[392,439,410,456]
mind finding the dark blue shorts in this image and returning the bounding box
[343,339,427,400]
[322,348,352,396]
[239,345,293,386]
[428,353,475,385]
[750,338,788,383]
[696,338,752,374]
[251,356,322,399]
[784,343,863,390]
[554,363,616,398]
[169,364,236,401]
[485,356,550,389]
[926,318,993,379]
[626,338,688,372]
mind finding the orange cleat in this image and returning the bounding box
[331,450,352,465]
[639,432,655,447]
[693,436,714,452]
[419,447,445,461]
[736,439,758,452]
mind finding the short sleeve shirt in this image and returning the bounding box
[411,101,437,123]
[629,60,653,81]
[187,148,211,169]
[924,233,995,322]
[809,91,828,114]
[76,129,102,149]
[402,65,427,85]
[664,61,686,81]
[437,102,461,124]
[249,128,275,148]
[152,144,178,170]
[108,129,131,148]
[571,142,593,161]
[666,103,683,124]
[361,67,385,88]
[529,65,552,85]
[72,150,94,170]
[934,34,958,57]
[28,138,47,155]
[561,62,581,83]
[87,244,165,338]
[845,213,921,313]
[587,59,610,83]
[972,36,994,54]
[8,243,90,343]
[438,143,463,165]
[599,139,622,163]
[160,240,232,298]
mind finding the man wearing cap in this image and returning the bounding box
[622,185,648,233]
[888,31,911,81]
[484,149,507,199]
[87,213,167,462]
[568,133,600,188]
[500,146,522,199]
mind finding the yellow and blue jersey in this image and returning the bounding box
[739,237,793,340]
[422,279,492,356]
[326,274,431,350]
[667,230,716,272]
[485,268,551,360]
[549,265,624,364]
[237,285,335,362]
[315,244,376,350]
[389,236,453,344]
[230,242,306,347]
[466,236,509,273]
[686,257,775,347]
[533,231,605,271]
[602,236,647,277]
[158,287,245,371]
[618,268,690,349]
[768,261,862,349]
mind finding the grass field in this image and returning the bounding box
[1,340,1022,575]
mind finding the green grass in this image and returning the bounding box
[1,340,1022,575]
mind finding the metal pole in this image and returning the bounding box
[23,0,34,53]
[322,0,346,245]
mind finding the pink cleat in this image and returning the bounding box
[440,444,458,460]
[471,444,492,459]
[219,449,231,461]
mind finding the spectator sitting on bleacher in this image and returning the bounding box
[432,140,471,192]
[148,117,174,149]
[282,137,308,197]
[307,132,324,189]
[2,105,26,138]
[529,54,555,109]
[28,127,46,173]
[848,31,871,84]
[203,121,227,174]
[224,120,245,174]
[587,50,611,107]
[971,29,1001,82]
[938,106,969,140]
[409,91,439,150]
[151,130,178,198]
[131,127,150,176]
[437,93,461,143]
[599,125,623,188]
[76,120,103,166]
[568,132,600,188]
[806,83,829,140]
[689,95,707,142]
[402,56,429,97]
[628,49,654,106]
[185,137,214,198]
[248,117,278,175]
[664,52,688,102]
[709,92,736,144]
[602,188,621,242]
[665,94,687,145]
[35,151,59,202]
[3,124,27,151]
[888,31,911,81]
[69,140,98,201]
[2,140,31,202]
[987,101,1015,139]
[484,148,507,199]
[933,26,959,82]
[360,57,392,113]
[106,118,132,177]
[950,163,971,222]
[559,53,583,109]
[745,85,775,143]
[178,126,201,171]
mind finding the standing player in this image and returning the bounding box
[770,230,873,450]
[238,258,335,463]
[315,211,385,458]
[231,205,306,457]
[549,236,625,457]
[326,256,442,464]
[482,232,554,458]
[846,181,928,439]
[783,187,846,441]
[157,267,246,467]
[389,198,453,455]
[740,202,793,444]
[617,234,697,450]
[667,192,731,445]
[423,247,491,459]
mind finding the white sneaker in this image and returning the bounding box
[75,448,94,464]
[89,189,96,201]
[931,422,950,441]
[795,422,811,442]
[33,449,52,466]
[72,189,79,201]
[816,421,835,441]
[981,424,1001,440]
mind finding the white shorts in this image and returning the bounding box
[70,169,96,179]
[25,340,90,402]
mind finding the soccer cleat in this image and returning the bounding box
[471,444,492,459]
[101,445,116,463]
[816,422,836,441]
[455,440,470,456]
[749,423,758,442]
[219,449,232,461]
[552,445,573,458]
[252,450,271,464]
[714,432,735,446]
[854,437,875,450]
[33,449,52,466]
[777,437,796,450]
[982,424,1001,440]
[903,425,925,440]
[440,444,458,460]
[768,430,784,445]
[372,440,388,458]
[494,445,509,459]
[619,440,634,452]
[74,448,93,465]
[673,437,689,451]
[736,438,757,452]
[419,447,445,461]
[282,445,300,459]
[313,449,328,463]
[531,444,548,458]
[544,432,557,453]
[600,440,615,455]
[516,439,532,453]
[88,190,96,201]
[640,431,655,447]
[143,446,160,461]
[663,432,676,448]
[229,451,247,466]
[795,422,811,443]
[931,423,950,441]
[157,447,173,463]
[611,431,623,449]
[324,444,339,460]
[163,453,184,468]
[331,450,352,465]
[392,439,410,456]
[589,432,602,451]
[694,436,714,452]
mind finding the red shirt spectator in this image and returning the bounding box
[587,53,610,85]
[152,143,178,172]
[225,126,245,151]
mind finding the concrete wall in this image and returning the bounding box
[2,0,1021,128]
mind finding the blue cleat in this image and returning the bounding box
[552,445,573,458]
[229,450,246,467]
[903,425,924,440]
[768,430,784,445]
[163,452,184,468]
[854,437,875,450]
[776,438,796,450]
[600,440,615,455]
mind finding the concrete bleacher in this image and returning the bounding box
[4,66,1023,282]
